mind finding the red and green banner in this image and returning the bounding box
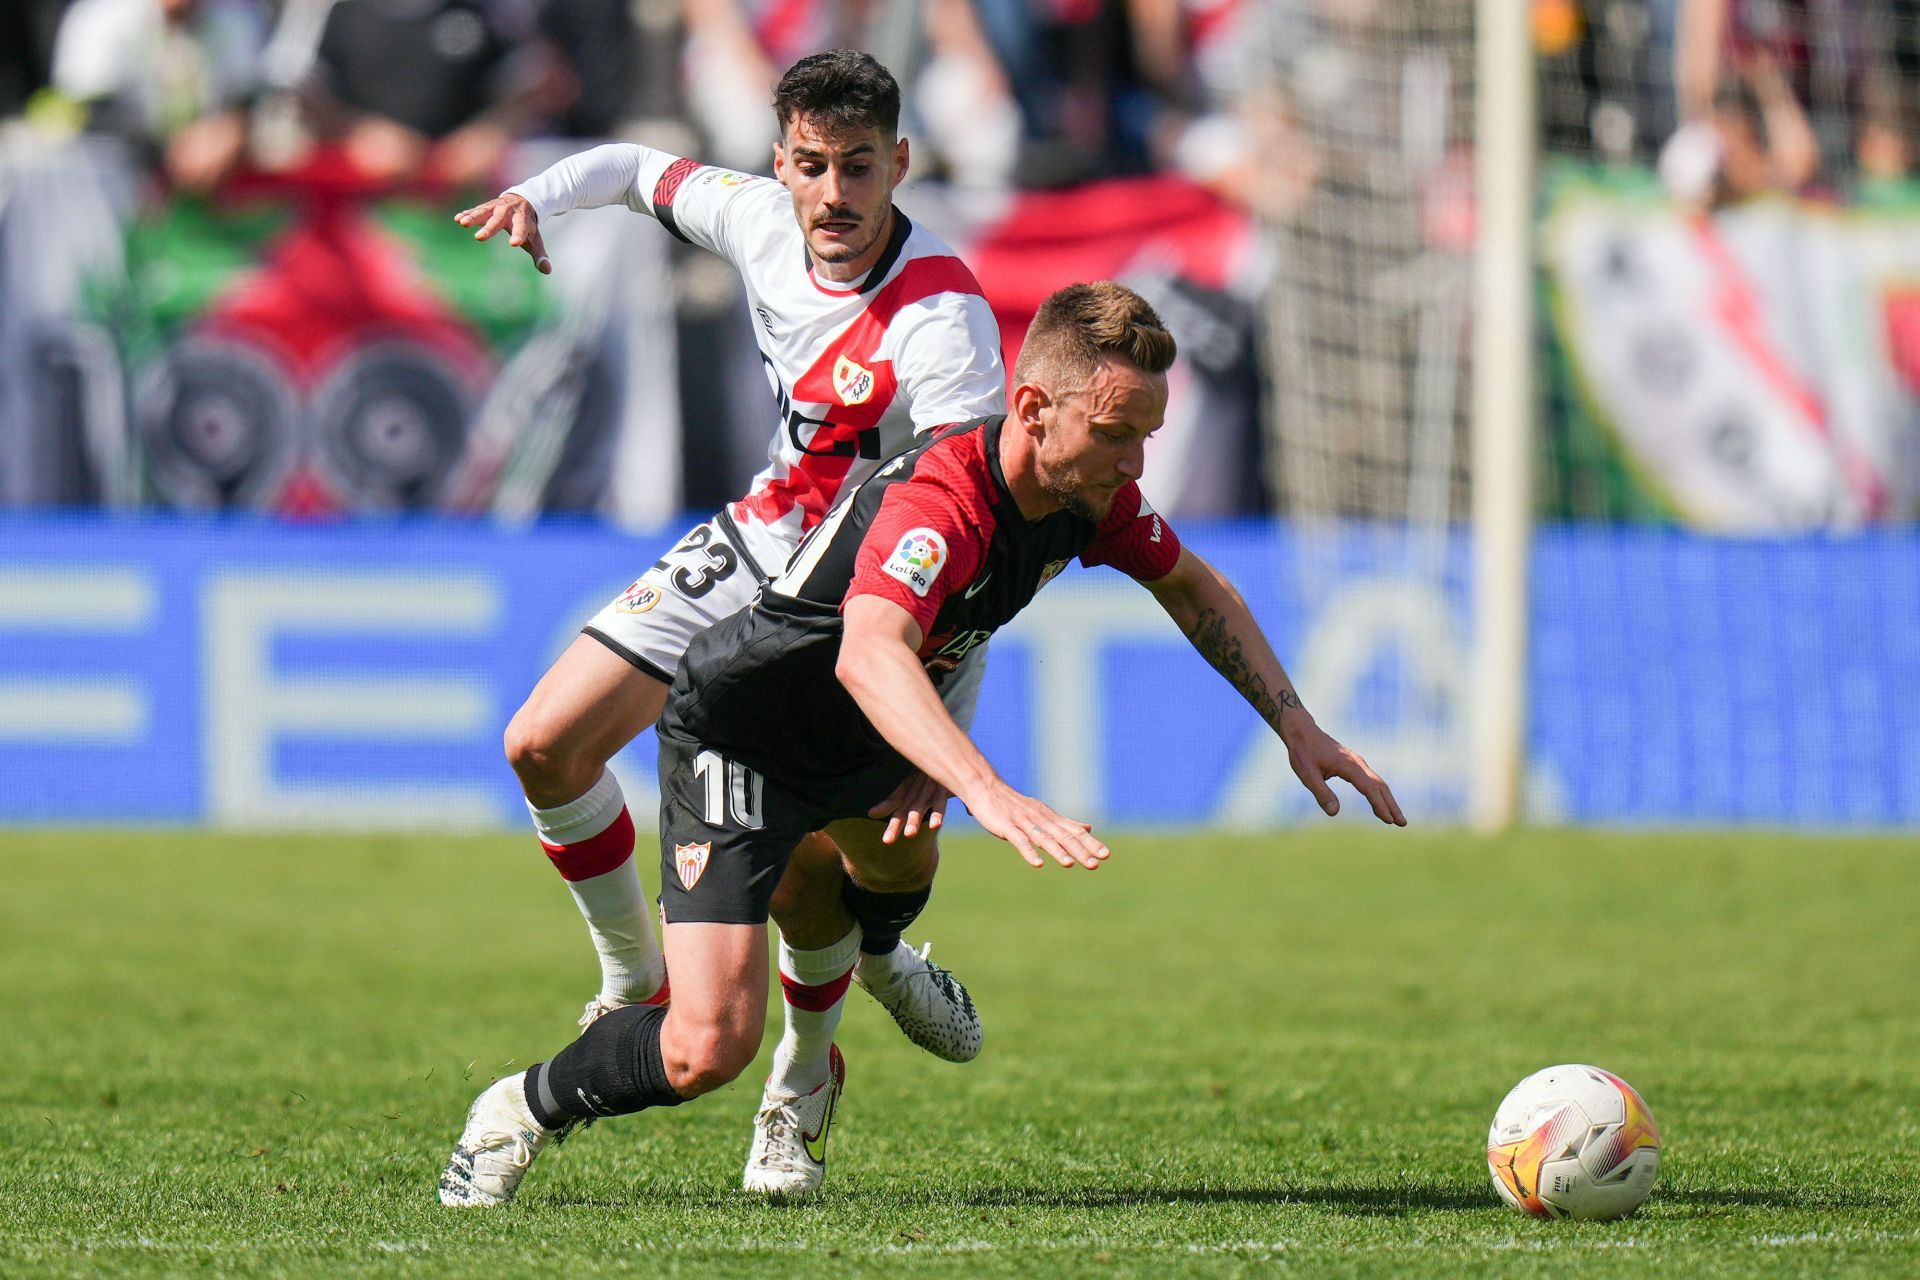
[2,140,679,523]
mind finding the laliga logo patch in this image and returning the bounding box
[616,578,662,613]
[700,168,754,188]
[833,355,876,406]
[674,841,712,891]
[882,528,948,598]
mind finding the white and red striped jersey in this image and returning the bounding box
[510,144,1006,571]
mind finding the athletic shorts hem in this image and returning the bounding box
[582,626,675,685]
[656,901,783,932]
[657,902,783,927]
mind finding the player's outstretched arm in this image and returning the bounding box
[1144,548,1408,826]
[838,594,1110,869]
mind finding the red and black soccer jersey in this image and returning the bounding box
[658,417,1181,786]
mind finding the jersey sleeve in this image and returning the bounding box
[844,484,988,639]
[507,143,778,264]
[1080,483,1182,581]
[887,293,1009,433]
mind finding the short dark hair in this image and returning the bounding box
[773,50,902,140]
[1013,282,1178,393]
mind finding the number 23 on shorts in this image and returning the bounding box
[652,524,740,599]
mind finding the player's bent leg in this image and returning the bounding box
[654,922,770,1097]
[828,820,982,1064]
[437,921,765,1208]
[506,636,671,1011]
[653,730,855,1198]
[507,635,668,806]
[766,831,861,1094]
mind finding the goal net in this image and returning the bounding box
[1242,0,1920,827]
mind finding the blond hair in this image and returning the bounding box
[1012,282,1177,395]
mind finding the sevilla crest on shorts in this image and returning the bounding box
[674,841,712,891]
[833,355,876,406]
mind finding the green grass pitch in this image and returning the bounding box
[2,828,1916,1277]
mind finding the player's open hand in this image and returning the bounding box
[869,770,950,845]
[1283,716,1407,826]
[967,781,1109,870]
[454,193,551,274]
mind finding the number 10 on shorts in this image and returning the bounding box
[693,749,765,829]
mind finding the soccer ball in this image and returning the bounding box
[1486,1064,1661,1220]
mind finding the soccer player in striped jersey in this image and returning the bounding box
[439,282,1406,1207]
[454,53,998,1097]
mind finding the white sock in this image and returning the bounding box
[855,939,909,985]
[768,927,862,1096]
[529,770,666,1006]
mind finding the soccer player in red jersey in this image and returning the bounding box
[439,282,1405,1207]
[455,52,1001,1140]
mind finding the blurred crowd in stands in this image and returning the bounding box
[0,0,1284,208]
[7,0,1919,212]
[1539,0,1920,207]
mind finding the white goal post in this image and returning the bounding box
[1469,0,1536,830]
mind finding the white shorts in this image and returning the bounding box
[583,511,986,728]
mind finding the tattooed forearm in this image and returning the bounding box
[1183,607,1304,730]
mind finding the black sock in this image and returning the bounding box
[524,1004,684,1129]
[842,879,932,955]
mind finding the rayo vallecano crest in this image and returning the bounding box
[615,577,661,613]
[833,355,876,406]
[674,841,711,891]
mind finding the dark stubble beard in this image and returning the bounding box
[813,208,884,264]
[1038,463,1108,521]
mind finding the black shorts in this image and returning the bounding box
[654,729,907,925]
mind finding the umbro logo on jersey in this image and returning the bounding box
[833,355,876,406]
[674,842,711,891]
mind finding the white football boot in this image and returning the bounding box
[437,1073,575,1207]
[855,941,982,1063]
[742,1045,846,1199]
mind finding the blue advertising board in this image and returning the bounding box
[1,515,1914,828]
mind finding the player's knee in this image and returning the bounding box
[504,702,591,795]
[502,703,547,775]
[664,1023,758,1097]
[847,838,938,894]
